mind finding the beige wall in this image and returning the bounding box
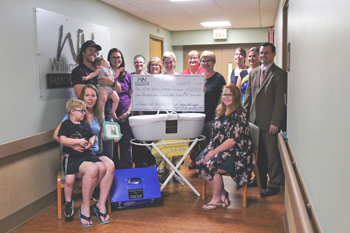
[171,28,268,73]
[0,143,60,221]
[171,28,268,46]
[274,0,350,232]
[0,0,172,229]
[0,0,172,144]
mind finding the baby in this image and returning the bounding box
[83,56,119,121]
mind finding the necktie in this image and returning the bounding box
[260,68,264,86]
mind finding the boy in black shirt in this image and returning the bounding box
[57,99,101,220]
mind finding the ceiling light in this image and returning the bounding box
[170,0,197,2]
[201,21,231,27]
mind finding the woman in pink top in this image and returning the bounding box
[181,50,204,75]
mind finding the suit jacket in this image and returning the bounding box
[243,63,287,131]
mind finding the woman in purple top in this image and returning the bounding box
[107,48,133,169]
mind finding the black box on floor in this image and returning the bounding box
[110,167,161,208]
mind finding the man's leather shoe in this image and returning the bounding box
[260,187,280,197]
[247,179,257,187]
[188,164,196,170]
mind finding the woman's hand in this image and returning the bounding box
[71,139,87,152]
[118,113,129,123]
[113,67,125,78]
[98,72,114,86]
[202,150,215,163]
[71,144,85,152]
[84,141,93,150]
[77,139,88,147]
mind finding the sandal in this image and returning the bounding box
[78,207,93,227]
[221,191,230,208]
[202,203,222,212]
[93,204,110,224]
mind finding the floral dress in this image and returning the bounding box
[196,107,255,190]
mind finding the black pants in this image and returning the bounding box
[132,143,156,168]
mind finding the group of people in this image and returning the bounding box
[54,39,287,226]
[195,43,287,211]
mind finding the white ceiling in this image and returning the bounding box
[101,0,279,31]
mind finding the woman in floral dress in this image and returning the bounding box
[196,84,255,211]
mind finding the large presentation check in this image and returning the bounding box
[131,74,205,112]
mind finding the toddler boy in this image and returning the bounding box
[57,99,101,217]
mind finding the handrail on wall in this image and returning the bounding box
[278,133,314,233]
[0,129,56,159]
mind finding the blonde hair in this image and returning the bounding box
[188,50,199,58]
[162,51,176,63]
[147,56,163,74]
[66,99,86,113]
[200,51,216,64]
[216,84,242,117]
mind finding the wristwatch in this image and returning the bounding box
[126,111,131,115]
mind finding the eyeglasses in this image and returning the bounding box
[134,62,144,65]
[201,59,212,63]
[110,56,121,60]
[74,109,86,114]
[221,94,233,98]
[151,64,160,67]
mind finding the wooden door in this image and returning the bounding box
[149,35,164,60]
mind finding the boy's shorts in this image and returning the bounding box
[63,151,102,175]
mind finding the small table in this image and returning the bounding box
[130,135,205,197]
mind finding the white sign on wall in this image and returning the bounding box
[131,75,205,112]
[213,29,227,39]
[34,8,111,101]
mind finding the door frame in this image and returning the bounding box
[149,34,164,60]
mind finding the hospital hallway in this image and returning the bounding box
[12,157,284,233]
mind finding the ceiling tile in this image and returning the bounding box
[191,13,228,22]
[101,0,128,5]
[101,0,279,31]
[260,3,278,11]
[260,0,279,3]
[215,0,259,6]
[180,6,223,15]
[124,0,167,3]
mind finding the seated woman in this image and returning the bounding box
[54,84,114,226]
[196,84,255,211]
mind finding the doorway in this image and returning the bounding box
[149,35,164,60]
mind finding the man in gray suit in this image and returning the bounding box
[244,42,287,197]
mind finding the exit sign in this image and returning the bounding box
[213,29,227,39]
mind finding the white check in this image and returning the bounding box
[131,74,205,112]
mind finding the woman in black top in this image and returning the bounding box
[200,51,226,149]
[227,47,248,85]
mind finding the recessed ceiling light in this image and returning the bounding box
[170,0,197,2]
[201,21,231,27]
